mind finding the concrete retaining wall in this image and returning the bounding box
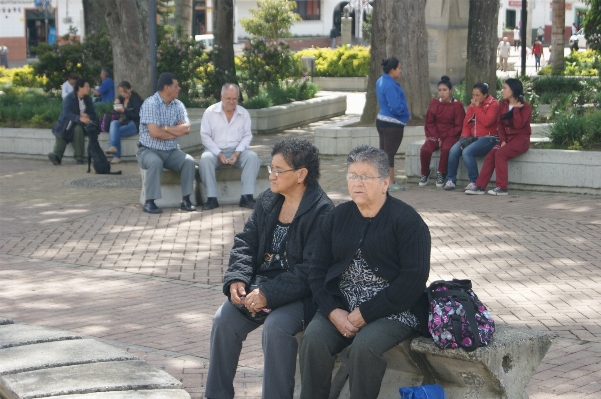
[406,140,601,195]
[314,118,551,156]
[313,77,368,92]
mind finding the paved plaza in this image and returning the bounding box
[1,95,600,398]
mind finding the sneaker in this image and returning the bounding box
[388,182,405,192]
[465,186,486,195]
[436,172,444,187]
[419,172,430,186]
[464,182,476,191]
[488,187,509,196]
[443,180,455,190]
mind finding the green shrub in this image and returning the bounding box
[532,76,584,94]
[537,50,601,76]
[243,93,273,109]
[295,46,370,77]
[157,34,209,94]
[0,86,62,128]
[548,108,601,150]
[242,80,319,109]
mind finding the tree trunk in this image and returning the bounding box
[175,0,193,38]
[465,0,499,101]
[82,0,108,37]
[211,0,236,99]
[360,0,430,125]
[551,0,565,73]
[104,0,153,98]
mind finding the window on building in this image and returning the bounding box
[295,0,320,21]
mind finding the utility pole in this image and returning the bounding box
[521,0,528,76]
[149,0,157,93]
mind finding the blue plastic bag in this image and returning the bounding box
[399,384,446,399]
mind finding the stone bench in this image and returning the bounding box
[293,324,551,399]
[405,139,601,195]
[139,159,271,208]
[0,317,191,399]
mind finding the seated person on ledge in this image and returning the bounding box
[105,80,144,164]
[299,145,431,399]
[49,78,96,166]
[136,72,196,214]
[199,83,260,210]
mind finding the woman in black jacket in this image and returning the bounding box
[49,78,96,165]
[299,145,431,399]
[205,138,334,399]
[105,81,143,164]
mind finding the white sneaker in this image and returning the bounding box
[464,182,476,191]
[443,180,455,191]
[488,187,509,195]
[419,173,430,186]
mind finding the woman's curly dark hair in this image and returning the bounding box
[271,138,320,186]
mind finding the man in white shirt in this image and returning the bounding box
[199,83,260,210]
[513,27,520,50]
[61,73,78,99]
[497,37,511,71]
[537,26,544,43]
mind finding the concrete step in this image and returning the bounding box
[0,318,13,325]
[0,339,137,375]
[0,323,82,349]
[51,390,191,399]
[0,360,183,399]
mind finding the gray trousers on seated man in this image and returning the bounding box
[136,146,195,200]
[199,148,260,197]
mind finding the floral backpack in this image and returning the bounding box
[427,279,495,352]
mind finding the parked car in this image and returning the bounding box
[195,34,214,50]
[569,29,587,49]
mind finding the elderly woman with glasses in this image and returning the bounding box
[205,138,334,399]
[299,145,431,399]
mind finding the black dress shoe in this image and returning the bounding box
[47,152,60,165]
[180,197,196,212]
[143,201,163,214]
[239,194,256,209]
[202,197,219,211]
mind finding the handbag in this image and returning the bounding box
[427,279,495,352]
[229,275,272,323]
[399,385,446,399]
[100,112,118,133]
[118,112,130,125]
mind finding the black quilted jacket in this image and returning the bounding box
[223,183,334,325]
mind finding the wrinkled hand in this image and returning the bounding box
[347,307,367,329]
[229,282,247,305]
[80,114,91,124]
[244,288,267,315]
[328,309,360,339]
[218,152,229,165]
[227,152,239,165]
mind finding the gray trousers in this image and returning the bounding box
[299,310,414,399]
[199,148,260,198]
[205,299,304,399]
[136,146,195,201]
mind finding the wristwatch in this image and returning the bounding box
[164,125,168,131]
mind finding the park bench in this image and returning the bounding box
[0,317,191,399]
[293,324,551,399]
[139,158,271,208]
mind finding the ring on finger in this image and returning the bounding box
[343,333,347,338]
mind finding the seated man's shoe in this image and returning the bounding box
[202,197,219,211]
[181,197,197,212]
[143,201,163,214]
[239,194,256,209]
[105,146,118,155]
[47,152,60,165]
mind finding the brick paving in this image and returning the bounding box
[1,97,601,397]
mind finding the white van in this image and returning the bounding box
[195,34,214,50]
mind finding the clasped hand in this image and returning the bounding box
[328,308,366,339]
[218,152,239,165]
[229,282,267,315]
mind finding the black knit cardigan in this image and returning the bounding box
[310,193,431,329]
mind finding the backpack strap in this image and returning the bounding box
[456,297,481,352]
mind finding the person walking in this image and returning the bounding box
[0,43,8,68]
[513,27,520,50]
[375,57,410,192]
[418,76,465,187]
[330,25,340,49]
[497,37,511,72]
[537,26,544,43]
[466,79,531,196]
[532,39,544,71]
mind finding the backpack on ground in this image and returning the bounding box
[427,279,495,352]
[85,122,122,175]
[399,384,446,399]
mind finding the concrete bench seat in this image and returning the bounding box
[293,324,551,399]
[406,139,601,195]
[0,318,191,399]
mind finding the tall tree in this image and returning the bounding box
[104,0,153,98]
[551,0,566,73]
[239,0,301,41]
[360,0,430,124]
[211,0,237,99]
[82,0,108,36]
[465,0,499,100]
[583,0,601,50]
[175,0,193,38]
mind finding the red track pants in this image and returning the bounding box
[476,134,530,190]
[419,136,458,176]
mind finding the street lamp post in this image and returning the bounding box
[37,0,54,44]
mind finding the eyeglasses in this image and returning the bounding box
[346,173,382,182]
[268,165,296,177]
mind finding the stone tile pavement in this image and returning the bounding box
[1,104,601,398]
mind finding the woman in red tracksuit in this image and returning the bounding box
[419,76,465,187]
[466,79,531,196]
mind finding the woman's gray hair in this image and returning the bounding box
[346,145,389,179]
